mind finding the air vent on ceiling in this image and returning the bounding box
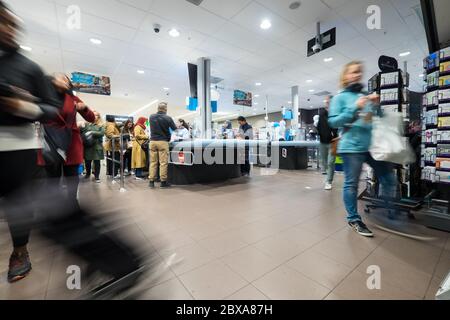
[314,90,332,97]
[185,0,204,6]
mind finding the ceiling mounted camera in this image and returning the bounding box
[153,23,161,33]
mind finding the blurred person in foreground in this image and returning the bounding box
[328,61,397,238]
[0,2,149,297]
[81,110,105,183]
[148,102,177,189]
[317,95,338,190]
[132,117,148,180]
[0,0,60,282]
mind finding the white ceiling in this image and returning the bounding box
[6,0,428,120]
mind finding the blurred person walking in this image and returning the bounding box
[328,61,397,237]
[317,95,338,190]
[132,117,149,180]
[148,102,177,189]
[0,1,61,282]
[81,110,105,183]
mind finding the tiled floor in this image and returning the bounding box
[0,168,449,300]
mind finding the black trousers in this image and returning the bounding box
[241,147,251,175]
[106,151,120,176]
[1,150,142,279]
[124,150,132,172]
[0,150,36,248]
[85,160,101,179]
[45,164,79,206]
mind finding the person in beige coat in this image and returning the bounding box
[104,116,121,177]
[132,117,148,180]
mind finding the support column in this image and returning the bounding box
[291,86,300,128]
[198,57,212,139]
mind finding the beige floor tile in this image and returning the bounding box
[286,249,353,290]
[424,276,444,300]
[356,251,432,298]
[298,214,347,237]
[433,254,450,282]
[45,286,84,300]
[329,227,387,252]
[137,278,193,300]
[254,227,325,264]
[333,270,420,300]
[310,238,372,269]
[179,260,248,300]
[150,229,196,253]
[159,243,217,276]
[374,236,442,275]
[182,221,228,241]
[198,232,249,258]
[221,246,281,282]
[252,265,330,300]
[324,292,346,300]
[232,221,284,244]
[225,285,269,300]
[46,251,88,291]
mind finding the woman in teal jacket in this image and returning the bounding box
[328,61,397,237]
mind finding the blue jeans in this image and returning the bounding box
[320,143,336,184]
[341,153,397,223]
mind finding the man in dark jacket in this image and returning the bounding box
[148,102,177,189]
[237,116,253,176]
[317,96,338,190]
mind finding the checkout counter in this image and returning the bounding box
[167,140,320,185]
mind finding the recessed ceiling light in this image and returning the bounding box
[137,70,145,74]
[288,101,292,104]
[419,74,424,78]
[163,87,170,91]
[90,38,102,45]
[254,102,259,105]
[399,51,411,57]
[20,45,32,51]
[255,82,262,86]
[260,19,272,30]
[306,79,313,83]
[253,112,257,115]
[323,57,333,62]
[308,89,315,93]
[169,28,180,37]
[254,94,260,98]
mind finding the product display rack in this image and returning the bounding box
[359,66,422,213]
[417,47,450,231]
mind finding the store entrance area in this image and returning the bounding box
[1,169,449,300]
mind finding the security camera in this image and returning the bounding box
[153,23,161,33]
[312,42,322,53]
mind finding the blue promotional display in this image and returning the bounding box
[187,97,198,111]
[211,101,218,113]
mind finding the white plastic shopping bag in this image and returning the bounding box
[369,112,415,165]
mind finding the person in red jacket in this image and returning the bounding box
[38,73,95,202]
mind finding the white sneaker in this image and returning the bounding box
[324,183,332,190]
[135,177,143,181]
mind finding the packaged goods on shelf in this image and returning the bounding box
[424,147,437,163]
[380,72,399,86]
[426,109,438,126]
[428,71,440,87]
[425,91,439,105]
[422,166,437,182]
[440,47,450,61]
[382,105,399,113]
[438,116,450,129]
[440,89,450,101]
[437,144,450,157]
[425,129,438,144]
[440,75,450,87]
[436,171,450,183]
[380,88,398,102]
[438,130,450,143]
[425,52,440,70]
[437,158,450,170]
[441,61,450,73]
[439,103,450,115]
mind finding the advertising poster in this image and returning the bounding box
[233,90,252,107]
[71,72,111,96]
